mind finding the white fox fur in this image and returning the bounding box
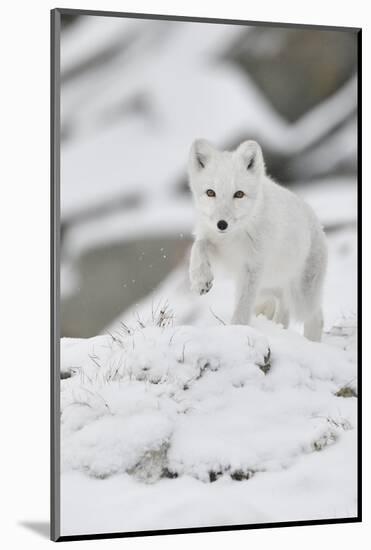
[188,139,328,342]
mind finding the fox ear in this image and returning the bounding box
[236,140,265,173]
[189,139,216,171]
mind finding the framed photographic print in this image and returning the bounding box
[51,8,361,541]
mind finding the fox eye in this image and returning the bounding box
[206,189,216,197]
[233,190,245,198]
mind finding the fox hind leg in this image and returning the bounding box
[255,288,290,328]
[304,309,324,342]
[292,233,327,342]
[276,298,290,328]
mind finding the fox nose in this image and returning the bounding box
[217,220,228,231]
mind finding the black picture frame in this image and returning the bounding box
[51,7,362,542]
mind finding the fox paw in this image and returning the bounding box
[199,279,213,295]
[190,271,213,295]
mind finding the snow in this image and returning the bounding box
[60,304,357,535]
[295,178,357,229]
[61,17,356,225]
[61,20,257,219]
[61,428,356,535]
[63,197,194,259]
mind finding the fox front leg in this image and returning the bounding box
[231,266,261,325]
[189,239,214,295]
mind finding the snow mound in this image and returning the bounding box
[61,319,357,484]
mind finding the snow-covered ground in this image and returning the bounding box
[60,318,357,535]
[60,222,358,536]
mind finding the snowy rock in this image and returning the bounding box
[61,321,356,485]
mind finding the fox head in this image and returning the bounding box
[188,139,265,235]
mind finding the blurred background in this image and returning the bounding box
[60,14,358,338]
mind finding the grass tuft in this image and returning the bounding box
[335,385,357,398]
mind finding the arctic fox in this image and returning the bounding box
[188,139,327,342]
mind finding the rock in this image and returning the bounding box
[228,27,358,122]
